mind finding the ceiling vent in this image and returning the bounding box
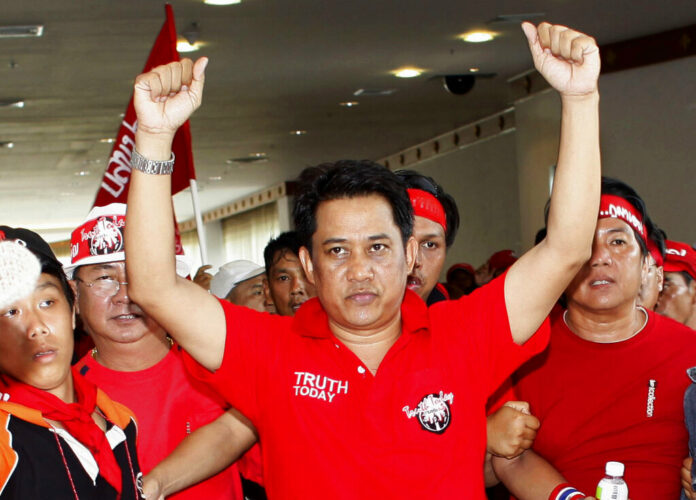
[0,25,44,38]
[487,14,545,25]
[353,88,397,97]
[227,153,269,164]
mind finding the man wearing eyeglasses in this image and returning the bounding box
[68,203,254,500]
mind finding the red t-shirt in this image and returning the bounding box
[514,308,696,499]
[184,275,549,499]
[76,346,244,500]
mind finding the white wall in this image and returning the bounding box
[411,131,521,277]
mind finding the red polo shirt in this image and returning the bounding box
[183,274,549,499]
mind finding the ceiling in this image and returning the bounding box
[1,0,695,242]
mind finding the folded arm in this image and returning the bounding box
[142,408,257,499]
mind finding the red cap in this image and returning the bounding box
[446,263,475,282]
[488,250,517,271]
[663,240,696,280]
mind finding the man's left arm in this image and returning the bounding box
[505,22,601,344]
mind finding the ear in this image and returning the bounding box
[656,266,664,293]
[69,280,80,315]
[639,255,650,287]
[298,246,315,286]
[405,236,418,274]
[71,307,76,331]
[262,278,274,307]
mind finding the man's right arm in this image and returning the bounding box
[125,57,228,370]
[492,450,595,500]
[142,408,258,499]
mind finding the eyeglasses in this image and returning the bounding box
[75,277,128,298]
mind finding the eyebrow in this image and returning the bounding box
[420,232,444,240]
[36,281,60,291]
[321,234,391,245]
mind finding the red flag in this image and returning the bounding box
[93,3,196,207]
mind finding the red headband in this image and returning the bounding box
[598,194,646,243]
[408,188,447,231]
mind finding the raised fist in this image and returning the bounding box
[521,22,600,97]
[133,57,208,137]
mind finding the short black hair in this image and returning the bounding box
[293,160,413,253]
[264,231,302,277]
[395,170,460,248]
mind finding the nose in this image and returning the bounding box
[112,281,131,303]
[290,276,306,296]
[27,313,50,339]
[413,247,423,269]
[346,251,374,282]
[589,239,611,267]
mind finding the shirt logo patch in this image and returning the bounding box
[293,371,348,403]
[402,391,454,434]
[646,379,657,417]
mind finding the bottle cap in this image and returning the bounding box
[605,461,625,477]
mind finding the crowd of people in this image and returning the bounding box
[0,20,693,500]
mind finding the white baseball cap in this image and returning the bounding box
[210,260,265,299]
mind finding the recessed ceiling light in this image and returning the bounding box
[0,25,43,38]
[290,130,307,136]
[0,141,14,149]
[208,176,223,181]
[100,138,115,143]
[393,67,423,78]
[75,170,91,177]
[0,99,24,109]
[204,0,241,4]
[177,40,200,53]
[339,101,359,107]
[460,31,496,43]
[469,67,480,73]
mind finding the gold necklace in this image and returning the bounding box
[91,336,174,359]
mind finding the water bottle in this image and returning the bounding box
[596,461,628,500]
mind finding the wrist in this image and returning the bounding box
[549,483,585,500]
[560,90,600,104]
[135,129,175,161]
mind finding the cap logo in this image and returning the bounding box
[85,216,124,256]
[666,248,687,257]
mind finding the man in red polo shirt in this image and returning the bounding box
[125,21,601,498]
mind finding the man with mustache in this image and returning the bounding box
[125,21,602,498]
[68,204,249,500]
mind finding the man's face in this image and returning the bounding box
[637,254,663,310]
[565,217,647,312]
[656,272,696,324]
[73,262,162,346]
[300,195,417,334]
[407,215,447,300]
[226,274,266,313]
[265,250,315,316]
[0,274,75,399]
